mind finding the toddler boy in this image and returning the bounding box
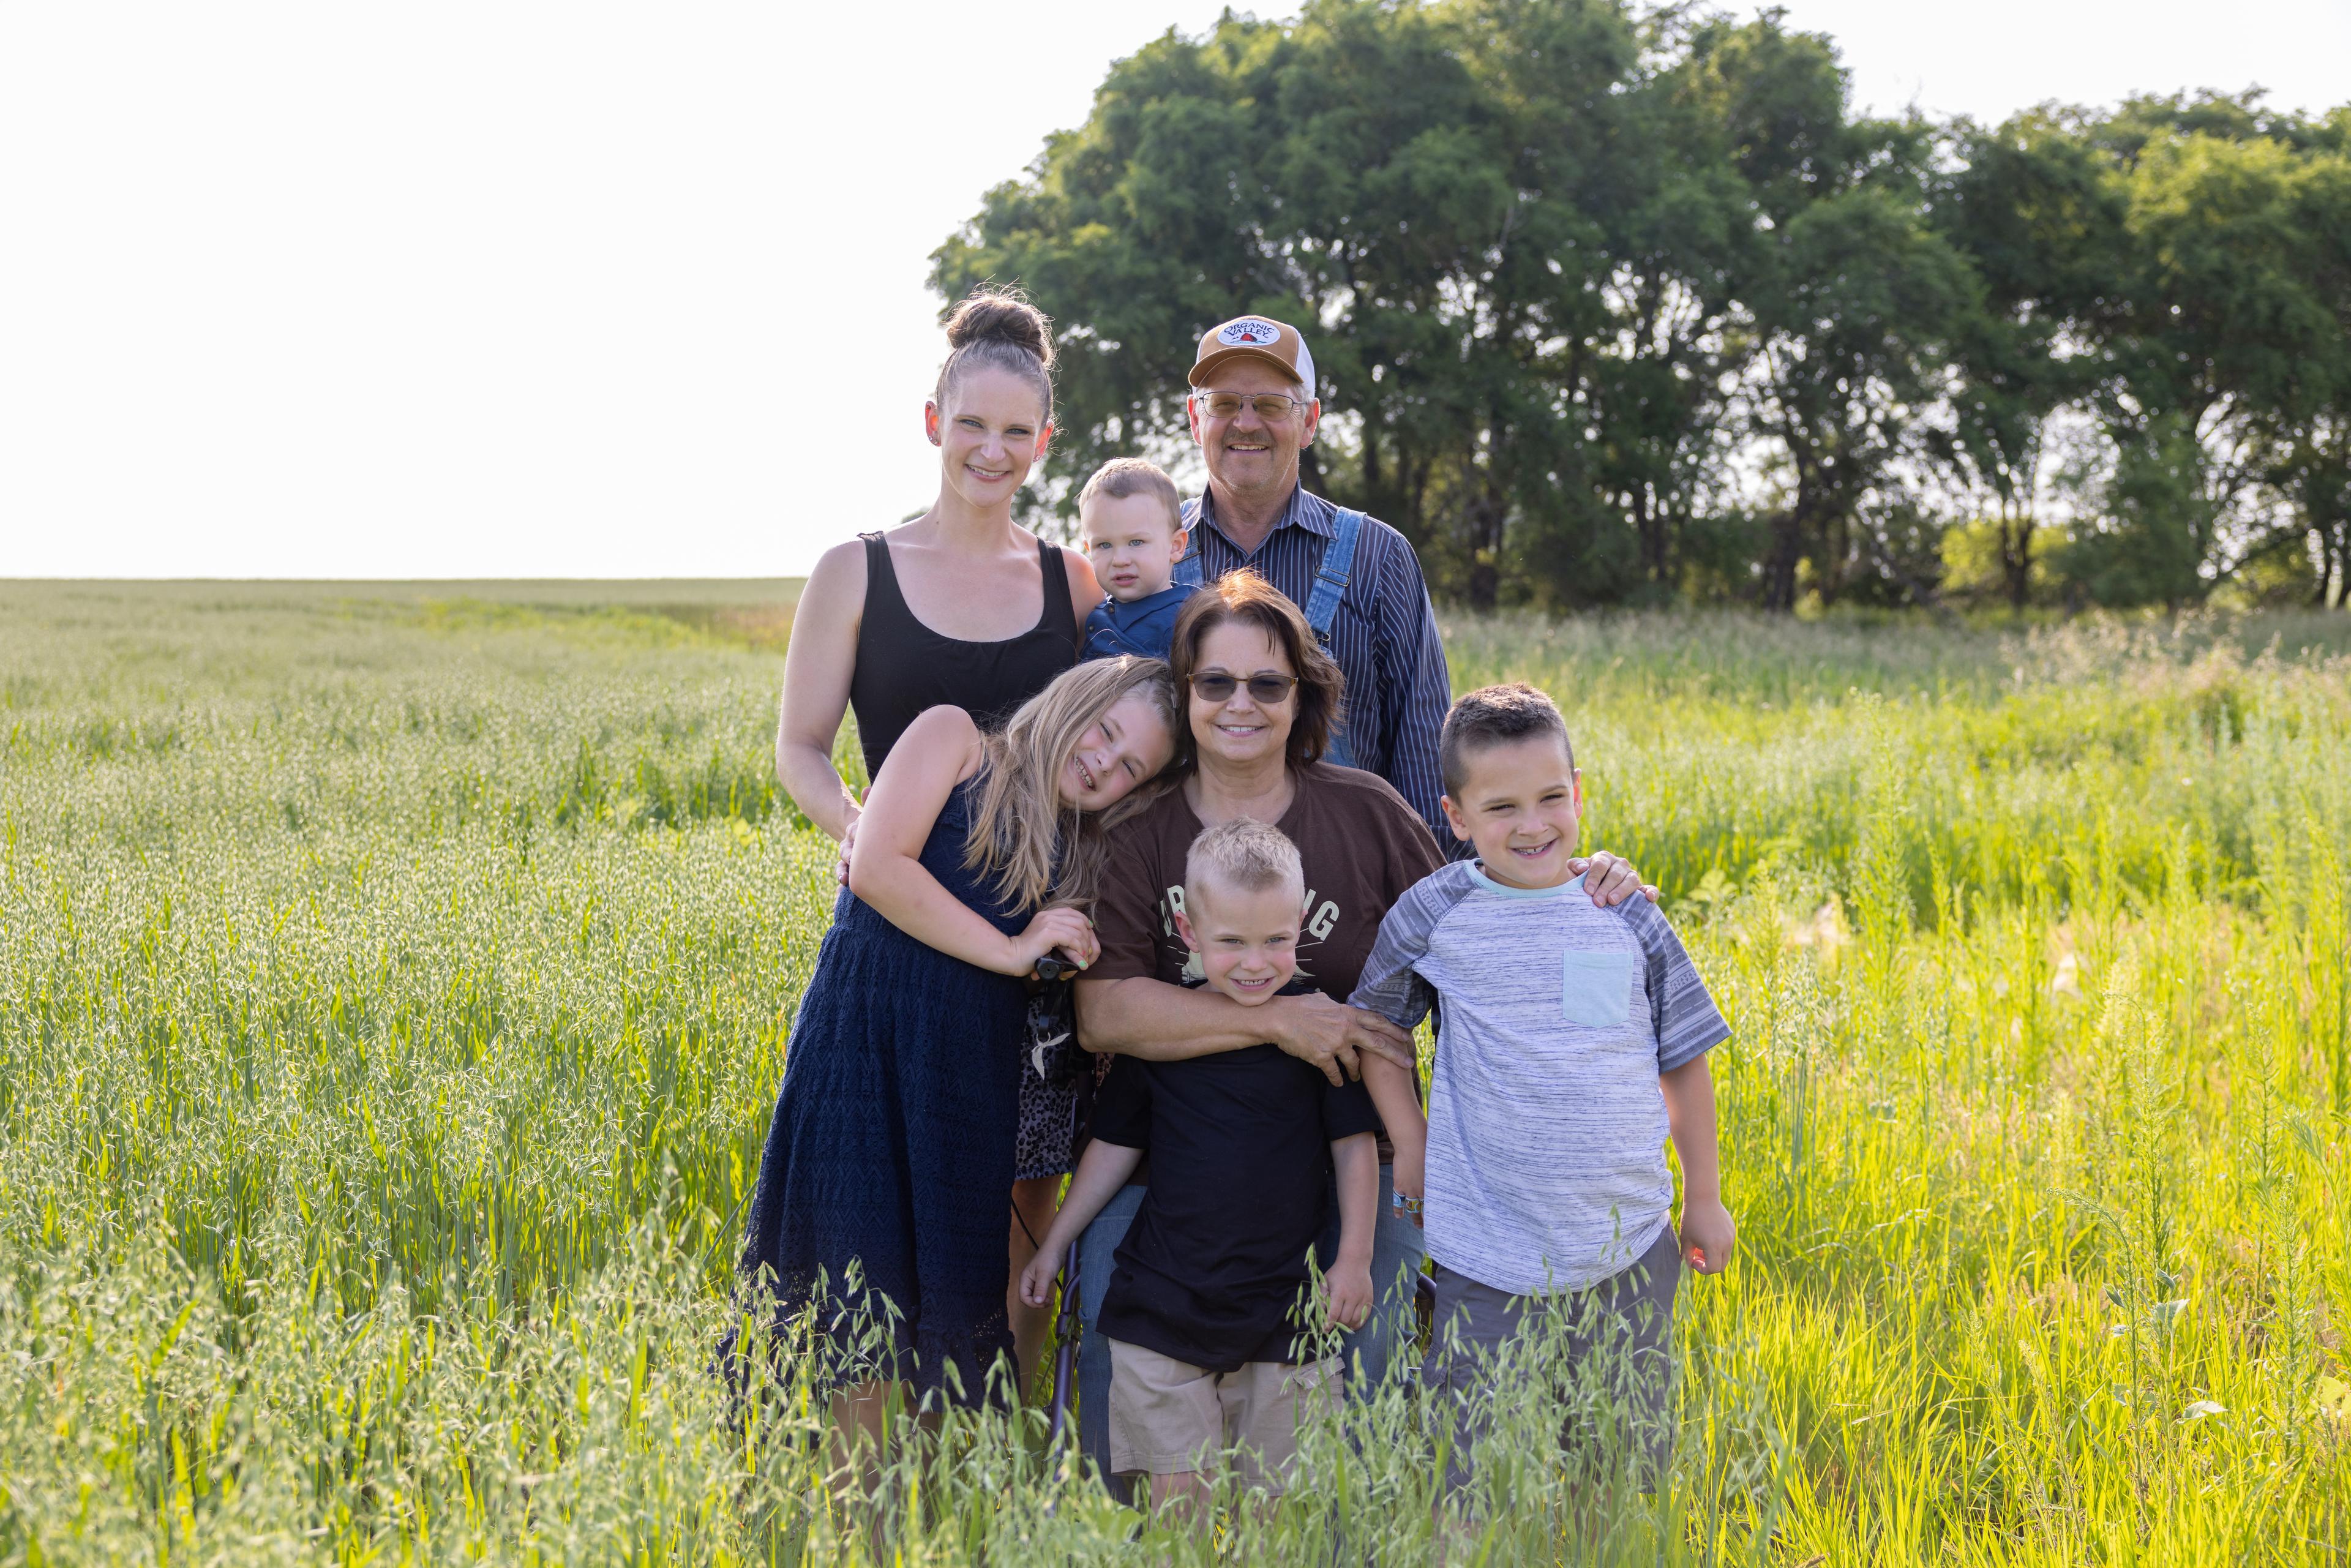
[1349,683,1733,1500]
[1022,819,1378,1519]
[1078,458,1194,660]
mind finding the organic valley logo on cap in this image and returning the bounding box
[1219,318,1282,347]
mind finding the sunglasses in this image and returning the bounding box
[1189,672,1299,704]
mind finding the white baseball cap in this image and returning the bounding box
[1189,313,1317,393]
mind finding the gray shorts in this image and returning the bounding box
[1420,1226,1682,1495]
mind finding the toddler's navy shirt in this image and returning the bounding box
[1081,585,1194,661]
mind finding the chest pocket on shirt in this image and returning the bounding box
[1561,950,1635,1029]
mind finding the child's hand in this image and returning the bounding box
[1019,1245,1063,1310]
[1389,1145,1425,1230]
[1678,1198,1736,1274]
[1003,907,1097,977]
[1324,1258,1374,1332]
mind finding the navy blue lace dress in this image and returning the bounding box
[739,778,1029,1403]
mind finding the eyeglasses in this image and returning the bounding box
[1195,391,1307,421]
[1189,672,1299,704]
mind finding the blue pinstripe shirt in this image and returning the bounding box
[1180,485,1457,847]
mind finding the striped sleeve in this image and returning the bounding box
[1624,899,1731,1072]
[1348,863,1474,1027]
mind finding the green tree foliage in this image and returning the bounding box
[932,1,2351,612]
[2074,116,2341,601]
[1681,18,1974,609]
[1932,115,2123,609]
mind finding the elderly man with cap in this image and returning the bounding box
[1172,313,1455,842]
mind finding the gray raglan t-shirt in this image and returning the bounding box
[1349,862,1730,1296]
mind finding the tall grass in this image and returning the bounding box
[1,583,2344,1563]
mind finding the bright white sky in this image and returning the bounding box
[4,1,2346,580]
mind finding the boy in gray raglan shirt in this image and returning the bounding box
[1349,683,1733,1505]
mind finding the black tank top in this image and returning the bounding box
[848,531,1080,778]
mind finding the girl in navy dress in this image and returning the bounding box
[741,656,1177,1451]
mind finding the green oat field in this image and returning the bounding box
[2,580,2347,1564]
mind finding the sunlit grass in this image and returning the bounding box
[1,582,2344,1562]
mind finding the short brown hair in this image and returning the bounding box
[1440,683,1575,795]
[1184,818,1305,907]
[1166,571,1345,773]
[1078,459,1182,533]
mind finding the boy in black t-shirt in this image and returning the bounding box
[1022,819,1379,1519]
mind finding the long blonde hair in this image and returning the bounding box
[963,656,1179,911]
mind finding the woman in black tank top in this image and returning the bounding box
[847,530,1078,776]
[774,290,1105,1403]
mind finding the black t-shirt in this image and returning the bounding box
[1090,991,1381,1373]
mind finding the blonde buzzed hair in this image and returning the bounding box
[1183,817,1305,907]
[1078,457,1182,532]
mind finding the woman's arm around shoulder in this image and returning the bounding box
[776,539,871,841]
[1075,979,1418,1085]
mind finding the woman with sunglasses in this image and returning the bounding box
[1067,571,1651,1491]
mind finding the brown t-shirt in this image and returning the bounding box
[1090,763,1449,1149]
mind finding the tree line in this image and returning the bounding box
[931,0,2351,612]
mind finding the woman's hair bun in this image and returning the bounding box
[944,288,1054,369]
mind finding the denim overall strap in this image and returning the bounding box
[1303,508,1365,768]
[1172,542,1204,589]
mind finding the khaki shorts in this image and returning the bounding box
[1106,1337,1338,1490]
